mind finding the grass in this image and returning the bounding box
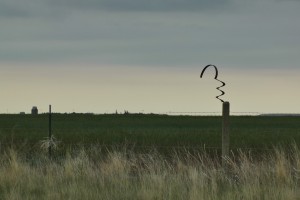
[0,146,300,199]
[1,114,300,199]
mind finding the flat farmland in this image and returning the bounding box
[1,114,300,199]
[0,114,299,153]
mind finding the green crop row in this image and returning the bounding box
[0,114,299,154]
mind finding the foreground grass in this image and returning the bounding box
[0,146,300,200]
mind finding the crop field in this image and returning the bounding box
[0,114,300,154]
[1,114,300,199]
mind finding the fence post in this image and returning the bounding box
[49,105,52,158]
[222,101,230,167]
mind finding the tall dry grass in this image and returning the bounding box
[0,146,300,200]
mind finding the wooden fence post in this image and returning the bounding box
[222,101,230,167]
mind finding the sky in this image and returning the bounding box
[0,0,300,114]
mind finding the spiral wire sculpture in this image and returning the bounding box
[200,65,226,103]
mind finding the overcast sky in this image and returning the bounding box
[1,0,300,114]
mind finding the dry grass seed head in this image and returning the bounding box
[39,135,60,152]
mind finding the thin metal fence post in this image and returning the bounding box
[49,105,52,158]
[222,101,230,167]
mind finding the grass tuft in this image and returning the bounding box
[39,135,60,152]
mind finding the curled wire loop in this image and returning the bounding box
[200,64,226,103]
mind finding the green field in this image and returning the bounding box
[1,114,300,199]
[0,114,299,154]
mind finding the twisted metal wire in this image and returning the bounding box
[200,64,226,103]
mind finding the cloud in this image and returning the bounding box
[0,2,29,18]
[1,0,300,70]
[0,0,233,19]
[49,0,232,11]
[2,0,299,19]
[0,0,61,18]
[279,0,300,1]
